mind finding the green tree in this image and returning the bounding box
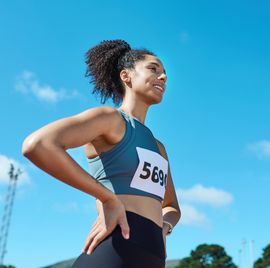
[254,244,270,268]
[0,265,16,268]
[177,244,237,268]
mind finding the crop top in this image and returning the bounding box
[87,108,168,202]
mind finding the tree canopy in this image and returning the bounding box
[177,244,237,268]
[254,244,270,268]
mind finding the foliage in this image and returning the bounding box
[176,244,237,268]
[254,244,270,268]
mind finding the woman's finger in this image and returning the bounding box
[86,229,109,255]
[83,221,112,254]
[82,226,100,253]
[118,213,130,239]
[91,219,98,228]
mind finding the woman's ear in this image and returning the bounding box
[120,69,131,83]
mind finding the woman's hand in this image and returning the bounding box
[82,196,130,255]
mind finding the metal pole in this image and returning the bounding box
[249,240,254,268]
[0,163,22,265]
[242,239,247,268]
[238,249,242,268]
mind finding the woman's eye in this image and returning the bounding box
[150,67,156,71]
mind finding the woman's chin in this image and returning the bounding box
[149,96,163,105]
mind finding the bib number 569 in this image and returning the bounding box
[139,161,167,186]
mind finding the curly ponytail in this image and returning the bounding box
[85,39,156,105]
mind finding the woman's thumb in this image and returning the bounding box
[119,216,130,239]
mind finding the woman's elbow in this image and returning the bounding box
[173,203,181,223]
[22,134,42,157]
[177,207,182,222]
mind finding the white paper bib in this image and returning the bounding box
[130,147,168,199]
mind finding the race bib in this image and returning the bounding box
[130,147,168,199]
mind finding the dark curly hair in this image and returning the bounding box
[85,39,156,105]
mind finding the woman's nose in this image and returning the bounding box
[158,72,167,83]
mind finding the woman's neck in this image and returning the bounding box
[118,105,148,125]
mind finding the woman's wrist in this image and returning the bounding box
[96,184,118,204]
[163,220,173,236]
[101,193,119,206]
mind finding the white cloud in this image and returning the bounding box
[52,201,96,214]
[247,140,270,159]
[52,201,79,213]
[15,70,79,103]
[0,154,30,186]
[177,184,233,207]
[176,184,233,227]
[180,204,209,227]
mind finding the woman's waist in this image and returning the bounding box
[116,194,163,228]
[112,210,166,260]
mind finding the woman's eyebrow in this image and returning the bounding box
[148,62,166,74]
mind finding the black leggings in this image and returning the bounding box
[72,211,166,268]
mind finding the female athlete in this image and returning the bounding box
[22,39,181,268]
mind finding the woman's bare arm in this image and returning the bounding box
[22,106,119,202]
[22,105,130,254]
[156,139,181,234]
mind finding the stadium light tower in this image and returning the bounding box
[249,240,254,268]
[0,163,22,265]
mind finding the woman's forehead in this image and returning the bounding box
[144,55,162,64]
[138,55,166,72]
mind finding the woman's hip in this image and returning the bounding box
[72,210,166,268]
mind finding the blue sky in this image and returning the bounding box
[0,1,269,267]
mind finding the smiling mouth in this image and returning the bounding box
[153,85,164,93]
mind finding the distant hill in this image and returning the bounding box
[165,259,181,268]
[40,258,75,268]
[41,257,180,268]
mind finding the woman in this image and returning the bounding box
[22,39,181,268]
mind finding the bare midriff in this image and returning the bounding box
[85,113,164,229]
[117,194,163,227]
[96,194,163,228]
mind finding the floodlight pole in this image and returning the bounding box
[0,163,22,265]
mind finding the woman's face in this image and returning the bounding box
[125,54,167,104]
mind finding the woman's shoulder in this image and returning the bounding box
[82,105,119,115]
[79,105,124,134]
[78,105,121,122]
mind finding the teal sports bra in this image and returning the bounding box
[87,108,168,202]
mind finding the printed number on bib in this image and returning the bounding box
[130,147,168,199]
[139,162,167,186]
